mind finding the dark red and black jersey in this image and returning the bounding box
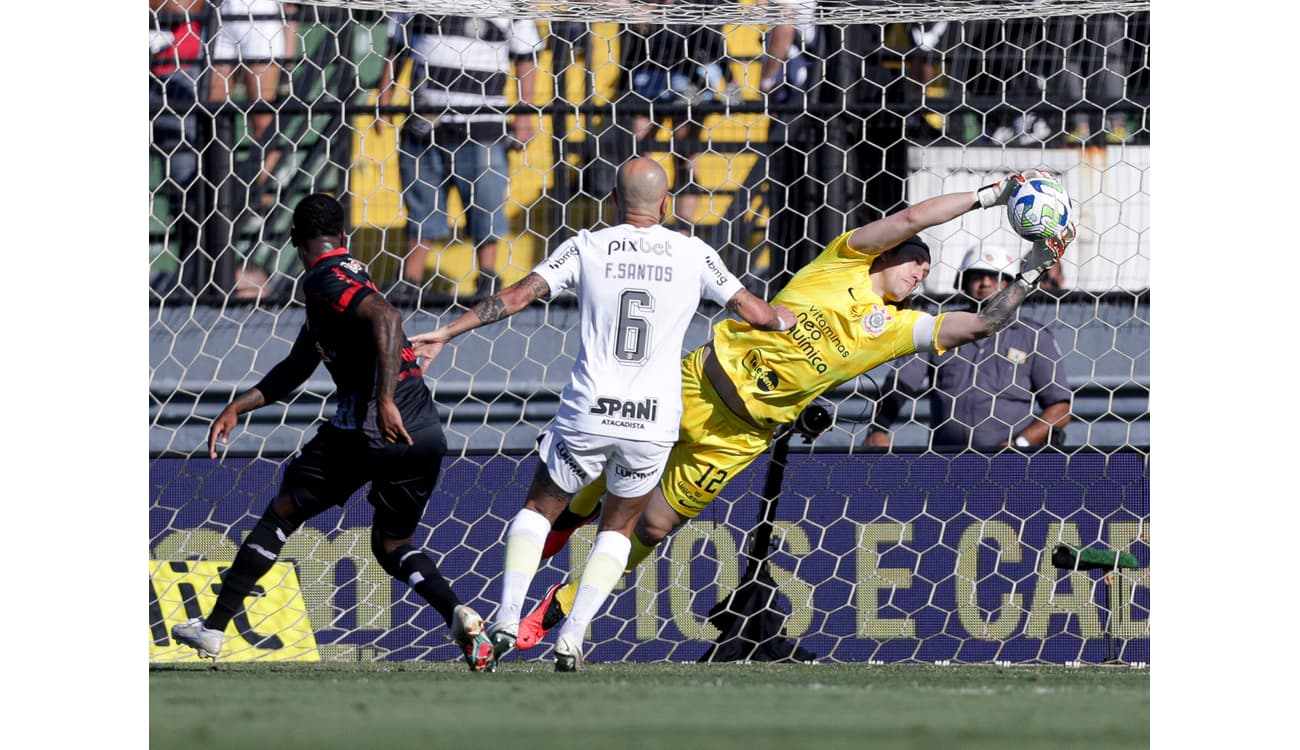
[300,249,437,436]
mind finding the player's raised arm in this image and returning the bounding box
[934,226,1075,351]
[847,191,978,258]
[208,325,320,458]
[410,272,553,362]
[846,170,1044,259]
[725,288,796,332]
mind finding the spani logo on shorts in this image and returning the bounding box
[863,304,894,336]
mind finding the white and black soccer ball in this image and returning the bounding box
[1006,176,1072,241]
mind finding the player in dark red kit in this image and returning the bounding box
[171,193,495,671]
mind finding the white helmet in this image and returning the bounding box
[954,244,1018,290]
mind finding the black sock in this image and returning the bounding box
[206,508,294,632]
[390,544,459,627]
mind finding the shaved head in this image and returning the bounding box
[615,157,670,218]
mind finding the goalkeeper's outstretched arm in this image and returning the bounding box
[845,170,1039,259]
[935,226,1076,350]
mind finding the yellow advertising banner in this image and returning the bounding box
[149,560,320,662]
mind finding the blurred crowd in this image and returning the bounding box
[149,1,1149,302]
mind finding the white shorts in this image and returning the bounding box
[537,426,672,498]
[211,20,287,63]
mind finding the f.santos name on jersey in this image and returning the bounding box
[605,261,673,282]
[603,236,675,282]
[590,396,659,429]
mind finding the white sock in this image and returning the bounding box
[556,531,632,652]
[496,508,552,629]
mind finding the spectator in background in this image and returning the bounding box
[207,1,298,205]
[761,2,908,298]
[864,243,1073,451]
[376,14,543,302]
[1054,13,1133,144]
[612,4,734,231]
[758,0,818,295]
[150,0,207,290]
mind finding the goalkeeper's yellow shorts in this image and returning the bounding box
[658,347,775,519]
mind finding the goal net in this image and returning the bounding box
[149,0,1150,665]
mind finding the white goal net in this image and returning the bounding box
[149,0,1150,665]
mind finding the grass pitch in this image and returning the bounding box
[150,660,1149,750]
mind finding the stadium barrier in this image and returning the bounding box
[150,450,1149,665]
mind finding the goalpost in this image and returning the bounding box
[149,0,1150,665]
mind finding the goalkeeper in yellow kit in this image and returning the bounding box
[509,169,1076,653]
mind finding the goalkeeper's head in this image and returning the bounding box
[870,236,932,305]
[290,193,347,255]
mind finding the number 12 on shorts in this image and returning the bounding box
[696,466,729,494]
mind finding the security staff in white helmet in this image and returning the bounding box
[864,244,1073,450]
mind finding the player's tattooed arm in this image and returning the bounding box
[360,296,404,402]
[410,273,552,361]
[472,294,510,326]
[933,280,1029,350]
[727,288,795,331]
[357,294,413,444]
[471,272,551,326]
[976,278,1030,335]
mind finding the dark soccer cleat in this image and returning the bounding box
[517,582,568,650]
[489,625,517,665]
[541,503,603,559]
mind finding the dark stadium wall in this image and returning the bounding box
[150,451,1150,665]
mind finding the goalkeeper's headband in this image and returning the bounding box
[896,236,931,263]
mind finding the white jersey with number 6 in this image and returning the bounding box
[532,223,745,442]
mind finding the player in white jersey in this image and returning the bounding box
[411,157,795,671]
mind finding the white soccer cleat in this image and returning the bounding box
[452,604,494,673]
[554,634,584,673]
[171,617,225,660]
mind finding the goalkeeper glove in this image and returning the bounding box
[975,168,1058,209]
[1017,223,1076,286]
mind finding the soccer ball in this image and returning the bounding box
[1006,176,1072,241]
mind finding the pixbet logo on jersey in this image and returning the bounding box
[607,237,673,256]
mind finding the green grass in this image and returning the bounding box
[150,661,1148,750]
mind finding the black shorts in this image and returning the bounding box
[280,421,447,539]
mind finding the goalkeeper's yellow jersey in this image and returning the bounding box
[710,231,949,427]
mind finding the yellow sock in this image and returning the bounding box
[569,477,605,518]
[556,579,578,613]
[556,530,661,615]
[627,530,656,572]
